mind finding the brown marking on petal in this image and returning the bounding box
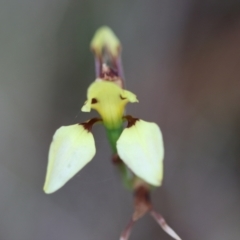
[80,118,102,132]
[120,94,126,100]
[123,115,139,128]
[91,98,98,104]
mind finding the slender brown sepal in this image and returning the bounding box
[150,210,182,240]
[119,182,151,240]
[119,218,135,240]
[94,56,102,78]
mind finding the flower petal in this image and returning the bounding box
[122,90,139,103]
[81,100,91,112]
[43,124,96,194]
[117,120,164,186]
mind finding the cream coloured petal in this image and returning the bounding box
[43,124,96,194]
[117,120,164,186]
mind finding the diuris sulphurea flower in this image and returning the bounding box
[43,26,181,240]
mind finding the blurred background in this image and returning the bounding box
[0,0,240,239]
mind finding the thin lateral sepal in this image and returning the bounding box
[80,118,102,132]
[150,210,182,240]
[94,56,102,78]
[119,218,135,240]
[115,55,125,82]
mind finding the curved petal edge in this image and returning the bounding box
[117,120,164,186]
[43,124,96,194]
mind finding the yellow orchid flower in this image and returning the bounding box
[43,26,181,240]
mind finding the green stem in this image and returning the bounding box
[105,126,134,189]
[105,126,123,154]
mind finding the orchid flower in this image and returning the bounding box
[43,26,181,240]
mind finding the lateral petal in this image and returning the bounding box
[43,124,96,194]
[117,120,164,186]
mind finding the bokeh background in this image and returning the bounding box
[0,0,240,239]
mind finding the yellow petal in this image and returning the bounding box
[90,26,121,57]
[121,90,139,103]
[81,81,138,129]
[81,100,91,112]
[43,124,96,194]
[117,120,164,186]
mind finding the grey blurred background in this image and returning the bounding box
[0,0,240,239]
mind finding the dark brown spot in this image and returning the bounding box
[91,98,98,104]
[120,94,126,100]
